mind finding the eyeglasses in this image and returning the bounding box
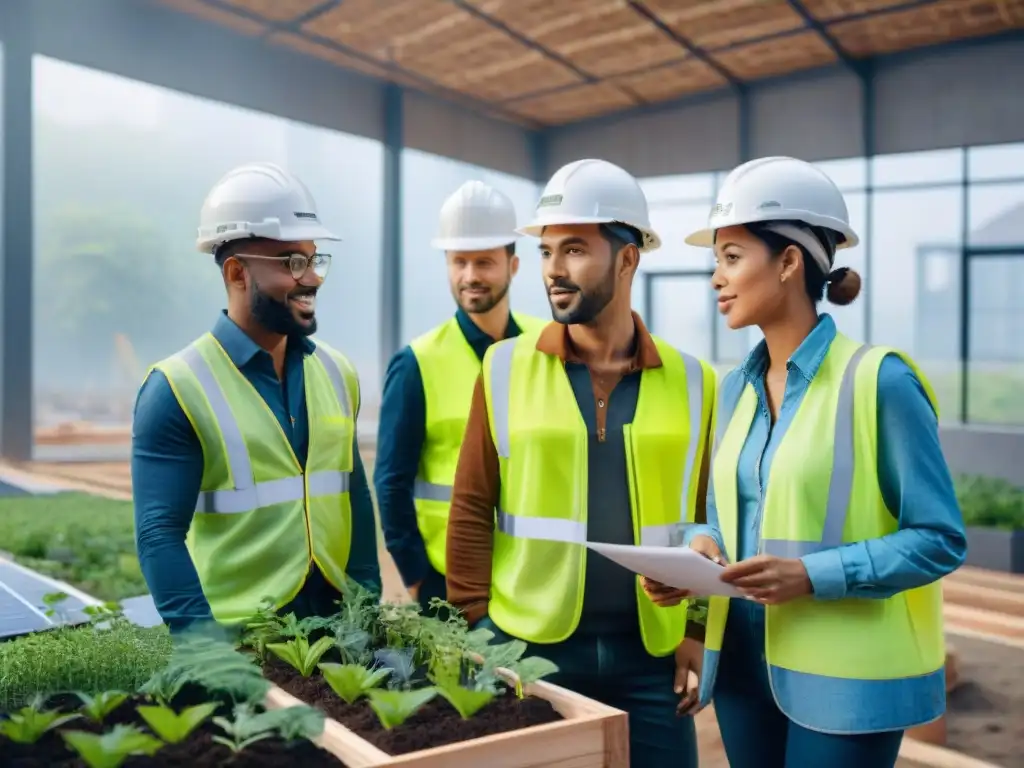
[233,252,332,280]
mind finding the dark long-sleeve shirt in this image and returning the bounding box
[131,311,380,632]
[373,307,524,588]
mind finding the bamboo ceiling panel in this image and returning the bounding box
[462,0,688,78]
[508,81,638,123]
[829,0,1024,57]
[642,0,807,49]
[715,30,838,80]
[611,57,728,102]
[157,0,1024,128]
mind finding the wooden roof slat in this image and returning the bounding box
[462,0,687,78]
[610,57,729,102]
[712,29,839,79]
[153,0,266,36]
[213,0,331,23]
[800,0,925,22]
[267,31,393,80]
[642,0,807,49]
[829,0,1024,57]
[508,81,638,124]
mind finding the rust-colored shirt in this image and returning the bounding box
[445,312,711,628]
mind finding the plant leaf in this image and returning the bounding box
[319,662,391,704]
[136,701,217,744]
[366,687,437,730]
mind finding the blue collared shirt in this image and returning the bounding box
[132,311,380,632]
[373,308,523,587]
[687,313,967,599]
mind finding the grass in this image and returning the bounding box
[0,617,172,712]
[0,491,145,602]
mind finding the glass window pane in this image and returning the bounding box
[968,142,1024,183]
[829,191,867,341]
[872,149,963,187]
[639,173,715,203]
[400,149,545,342]
[813,157,866,191]
[642,201,715,271]
[646,275,712,360]
[870,186,963,421]
[33,55,384,455]
[967,255,1024,425]
[968,182,1024,249]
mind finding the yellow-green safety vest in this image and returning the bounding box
[701,332,946,732]
[408,313,546,575]
[152,332,360,626]
[481,329,716,656]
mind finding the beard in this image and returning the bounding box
[250,278,317,337]
[456,279,510,314]
[548,260,616,325]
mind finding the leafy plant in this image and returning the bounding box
[366,687,438,730]
[61,724,164,768]
[956,474,1024,530]
[432,670,496,719]
[373,646,417,690]
[42,591,72,623]
[136,701,218,744]
[238,598,286,660]
[76,690,129,723]
[0,697,80,744]
[319,662,391,704]
[266,635,335,677]
[211,701,323,752]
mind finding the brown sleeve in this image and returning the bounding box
[445,373,500,624]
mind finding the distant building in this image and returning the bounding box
[916,202,1024,363]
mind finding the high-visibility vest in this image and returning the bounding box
[151,332,360,626]
[408,313,547,575]
[701,332,946,732]
[481,330,716,656]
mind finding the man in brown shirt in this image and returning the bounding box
[445,159,713,768]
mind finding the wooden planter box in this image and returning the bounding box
[265,679,629,768]
[964,526,1024,574]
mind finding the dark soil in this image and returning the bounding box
[262,656,564,754]
[0,692,346,768]
[945,635,1024,768]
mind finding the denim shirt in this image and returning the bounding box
[686,313,966,597]
[687,314,966,732]
[132,311,381,632]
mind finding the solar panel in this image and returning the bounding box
[0,559,99,640]
[119,594,164,629]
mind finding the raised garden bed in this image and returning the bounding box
[243,585,628,767]
[956,475,1024,575]
[1,613,343,767]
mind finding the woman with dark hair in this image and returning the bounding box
[642,157,966,767]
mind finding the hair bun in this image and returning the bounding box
[826,267,861,306]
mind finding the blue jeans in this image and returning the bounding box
[478,615,697,768]
[713,600,905,768]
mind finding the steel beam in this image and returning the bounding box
[379,83,403,379]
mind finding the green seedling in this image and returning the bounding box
[136,701,218,744]
[318,662,391,704]
[435,678,496,719]
[42,591,72,623]
[267,635,335,677]
[366,687,438,730]
[76,690,129,723]
[61,724,164,768]
[0,699,80,744]
[211,701,323,753]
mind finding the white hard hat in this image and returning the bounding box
[685,156,858,250]
[431,180,519,251]
[517,159,661,252]
[196,162,340,254]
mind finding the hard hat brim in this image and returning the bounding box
[684,216,859,250]
[430,234,518,251]
[197,222,341,254]
[518,216,661,253]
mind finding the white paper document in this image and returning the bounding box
[585,542,743,598]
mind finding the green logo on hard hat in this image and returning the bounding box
[538,194,563,207]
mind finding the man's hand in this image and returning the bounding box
[719,554,812,604]
[674,637,704,716]
[640,535,727,607]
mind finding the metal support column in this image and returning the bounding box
[737,85,751,164]
[860,60,875,344]
[379,83,403,380]
[1,0,35,462]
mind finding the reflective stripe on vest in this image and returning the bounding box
[487,338,706,547]
[712,343,872,559]
[182,343,352,514]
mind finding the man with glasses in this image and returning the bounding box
[132,162,381,634]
